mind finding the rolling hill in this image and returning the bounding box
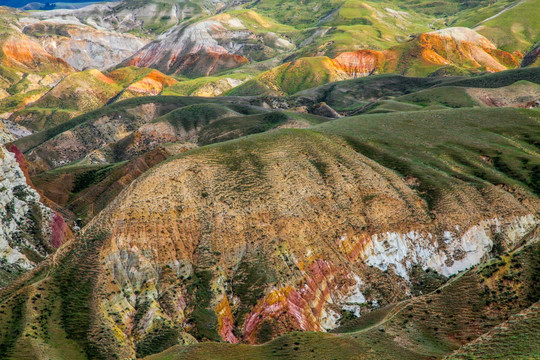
[0,1,538,359]
[1,104,539,358]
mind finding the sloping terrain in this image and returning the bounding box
[0,1,538,359]
[147,236,540,359]
[21,21,149,70]
[0,125,70,289]
[0,7,74,118]
[230,27,522,96]
[14,69,538,177]
[125,10,294,77]
[7,67,178,132]
[31,144,194,224]
[14,96,314,176]
[25,0,224,36]
[1,0,536,134]
[471,0,540,52]
[293,67,540,113]
[1,105,538,358]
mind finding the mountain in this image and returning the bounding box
[0,1,538,359]
[0,104,539,358]
[7,67,178,132]
[124,10,294,77]
[229,27,522,96]
[21,21,149,71]
[26,0,224,36]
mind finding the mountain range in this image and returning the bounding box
[0,0,539,359]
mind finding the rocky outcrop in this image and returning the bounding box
[333,50,386,77]
[22,21,150,70]
[114,69,178,101]
[125,11,294,77]
[412,27,520,72]
[1,33,73,74]
[0,143,68,288]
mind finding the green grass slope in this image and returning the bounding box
[293,67,540,113]
[469,0,540,52]
[315,107,540,203]
[10,69,122,131]
[447,302,540,359]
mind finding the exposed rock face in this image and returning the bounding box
[22,22,150,70]
[126,12,293,77]
[114,69,178,101]
[334,28,521,75]
[413,27,519,72]
[0,11,74,121]
[0,143,68,288]
[1,33,73,73]
[25,0,224,35]
[69,113,539,355]
[0,121,14,144]
[333,50,386,77]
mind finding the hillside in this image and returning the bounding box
[1,0,537,129]
[124,10,295,77]
[230,27,523,96]
[0,125,71,288]
[1,105,538,358]
[21,21,149,71]
[470,0,539,52]
[12,69,537,177]
[146,237,540,359]
[7,67,178,132]
[0,1,538,359]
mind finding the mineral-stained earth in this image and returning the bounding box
[0,0,539,359]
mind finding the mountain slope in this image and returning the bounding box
[229,27,521,96]
[147,236,540,359]
[7,67,178,132]
[0,136,70,288]
[471,0,540,52]
[0,106,539,358]
[125,10,294,77]
[26,0,225,36]
[21,21,149,71]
